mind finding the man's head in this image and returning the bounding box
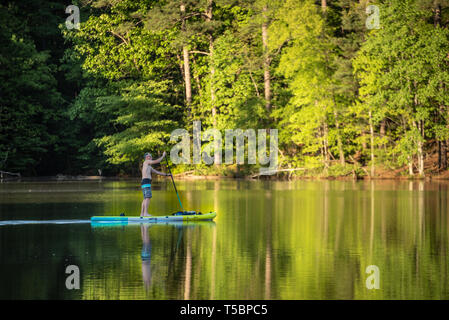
[144,152,152,161]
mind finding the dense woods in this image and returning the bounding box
[1,0,449,178]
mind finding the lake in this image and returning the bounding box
[0,179,448,299]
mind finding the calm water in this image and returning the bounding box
[0,179,448,299]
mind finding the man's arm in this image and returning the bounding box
[148,151,166,165]
[151,167,171,177]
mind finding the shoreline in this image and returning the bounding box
[2,172,449,182]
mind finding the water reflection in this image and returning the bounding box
[141,224,152,290]
[1,180,449,299]
[90,220,216,298]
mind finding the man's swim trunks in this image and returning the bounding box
[141,178,152,199]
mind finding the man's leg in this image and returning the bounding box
[143,198,151,216]
[140,199,145,217]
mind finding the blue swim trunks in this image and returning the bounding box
[141,178,152,199]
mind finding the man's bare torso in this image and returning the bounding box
[142,161,153,179]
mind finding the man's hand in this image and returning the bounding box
[162,151,166,158]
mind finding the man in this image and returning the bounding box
[141,151,171,217]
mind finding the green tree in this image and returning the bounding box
[354,0,449,177]
[271,0,341,171]
[0,2,64,174]
[64,0,184,169]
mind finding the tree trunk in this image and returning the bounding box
[209,40,216,124]
[334,111,345,166]
[442,140,448,170]
[434,3,441,27]
[205,0,220,165]
[408,156,414,176]
[183,47,192,107]
[320,126,326,166]
[417,138,424,177]
[323,122,330,170]
[439,103,448,170]
[413,91,424,177]
[368,110,375,177]
[180,4,192,114]
[380,119,385,137]
[321,0,327,12]
[262,5,271,113]
[205,0,215,123]
[380,119,386,153]
[411,119,424,177]
[191,55,203,108]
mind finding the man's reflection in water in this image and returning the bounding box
[141,224,152,290]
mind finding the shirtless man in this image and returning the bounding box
[141,151,171,217]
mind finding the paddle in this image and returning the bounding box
[165,154,185,212]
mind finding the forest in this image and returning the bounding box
[1,0,449,178]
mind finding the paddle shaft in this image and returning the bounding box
[165,156,184,212]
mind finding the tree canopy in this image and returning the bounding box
[2,0,449,177]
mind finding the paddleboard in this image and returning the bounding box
[91,211,216,223]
